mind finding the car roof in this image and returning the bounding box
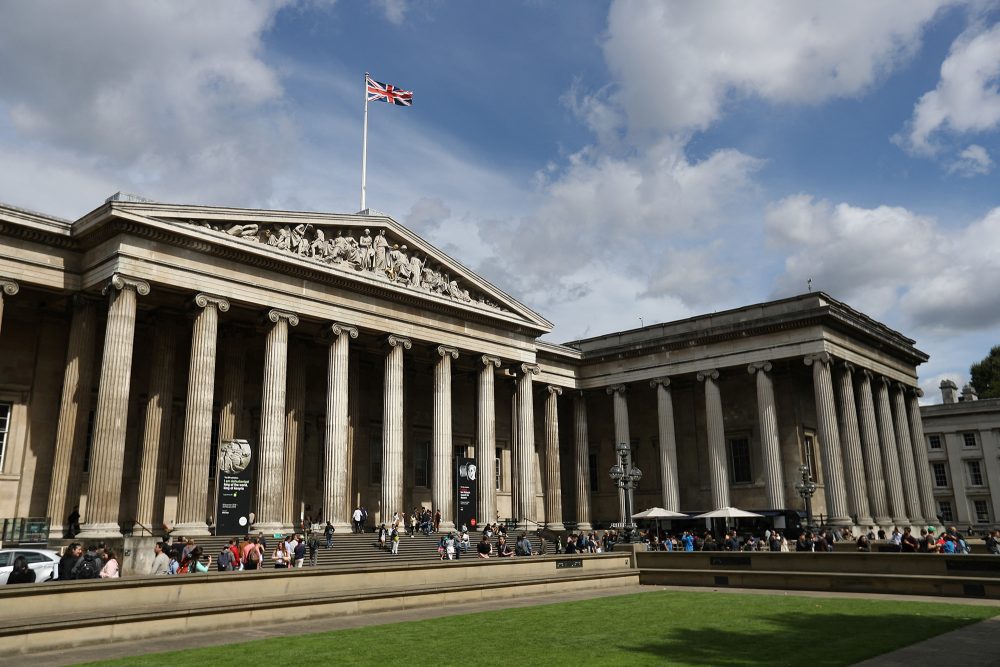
[0,548,60,556]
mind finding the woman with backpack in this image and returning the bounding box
[242,537,263,571]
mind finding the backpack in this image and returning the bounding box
[73,553,102,580]
[247,546,261,564]
[218,548,233,571]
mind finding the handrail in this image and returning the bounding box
[125,520,155,537]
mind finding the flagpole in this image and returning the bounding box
[360,71,370,212]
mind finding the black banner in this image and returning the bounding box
[215,439,255,535]
[455,457,478,530]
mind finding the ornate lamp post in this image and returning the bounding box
[609,441,642,543]
[794,464,817,530]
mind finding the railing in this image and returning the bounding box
[124,521,155,538]
[1,517,50,546]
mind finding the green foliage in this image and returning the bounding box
[86,591,996,667]
[970,344,1000,399]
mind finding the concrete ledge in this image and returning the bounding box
[637,552,1000,599]
[0,554,636,654]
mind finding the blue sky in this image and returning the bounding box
[1,0,1000,402]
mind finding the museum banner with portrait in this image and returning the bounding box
[456,457,478,530]
[215,438,256,535]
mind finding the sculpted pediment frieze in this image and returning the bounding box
[176,217,511,314]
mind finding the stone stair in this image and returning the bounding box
[180,530,548,570]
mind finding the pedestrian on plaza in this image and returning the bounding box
[308,531,320,566]
[360,507,369,532]
[272,542,290,569]
[294,538,306,567]
[7,556,36,585]
[59,543,82,580]
[150,541,170,575]
[66,506,81,539]
[218,541,235,571]
[187,546,211,573]
[391,526,400,555]
[325,521,335,548]
[434,509,441,533]
[856,533,871,552]
[100,549,120,578]
[986,529,1000,555]
[901,527,919,553]
[889,527,902,552]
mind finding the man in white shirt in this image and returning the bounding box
[352,507,363,533]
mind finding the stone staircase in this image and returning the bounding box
[181,530,548,570]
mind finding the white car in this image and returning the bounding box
[0,548,61,584]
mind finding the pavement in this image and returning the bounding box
[21,584,1000,666]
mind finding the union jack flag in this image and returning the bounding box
[367,75,413,107]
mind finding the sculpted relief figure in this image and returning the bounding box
[190,218,506,311]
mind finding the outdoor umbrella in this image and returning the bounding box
[632,507,687,541]
[692,507,764,519]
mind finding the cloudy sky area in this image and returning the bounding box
[1,0,999,402]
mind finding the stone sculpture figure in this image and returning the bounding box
[408,254,422,287]
[310,229,328,258]
[374,230,389,273]
[359,229,374,270]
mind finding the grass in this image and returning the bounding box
[86,590,996,666]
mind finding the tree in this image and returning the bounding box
[970,345,1000,399]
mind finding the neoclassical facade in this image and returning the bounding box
[0,197,935,538]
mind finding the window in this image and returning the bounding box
[928,434,942,450]
[0,402,10,471]
[414,441,430,487]
[967,460,984,486]
[932,463,948,488]
[974,500,991,523]
[588,451,599,493]
[962,432,978,448]
[728,437,752,484]
[802,433,819,482]
[495,447,502,492]
[939,500,954,523]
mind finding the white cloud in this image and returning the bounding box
[372,0,409,25]
[898,22,1000,155]
[0,0,294,209]
[601,0,953,135]
[767,195,1000,333]
[947,144,994,175]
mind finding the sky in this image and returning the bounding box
[1,0,999,403]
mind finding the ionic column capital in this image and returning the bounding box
[519,362,540,376]
[696,369,720,382]
[650,377,671,389]
[909,386,924,398]
[546,385,563,396]
[481,354,501,368]
[840,361,856,374]
[860,368,875,381]
[747,361,772,375]
[329,322,359,339]
[104,273,150,297]
[606,383,627,395]
[387,334,412,350]
[266,309,299,327]
[875,375,892,387]
[803,352,832,367]
[436,345,459,360]
[193,293,230,312]
[0,279,19,296]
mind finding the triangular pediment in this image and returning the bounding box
[107,202,552,332]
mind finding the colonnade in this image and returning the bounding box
[37,274,937,536]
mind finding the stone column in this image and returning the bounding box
[874,375,908,526]
[514,363,539,525]
[696,369,730,510]
[834,362,873,527]
[323,323,357,531]
[175,294,229,536]
[650,378,680,512]
[543,385,565,531]
[133,319,177,535]
[476,355,501,528]
[381,335,410,524]
[46,297,98,537]
[573,391,592,531]
[78,274,150,539]
[433,345,459,532]
[218,330,246,443]
[856,370,891,526]
[747,363,785,511]
[282,339,307,529]
[253,309,299,534]
[607,384,632,520]
[906,388,938,525]
[0,279,18,336]
[892,382,924,526]
[803,353,851,526]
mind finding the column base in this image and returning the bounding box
[891,516,909,527]
[439,521,457,533]
[76,522,123,540]
[855,516,875,530]
[172,521,211,537]
[251,521,285,537]
[48,524,67,540]
[907,516,926,528]
[827,516,853,527]
[575,522,593,532]
[545,522,566,532]
[872,515,892,529]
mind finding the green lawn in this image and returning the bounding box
[86,591,997,666]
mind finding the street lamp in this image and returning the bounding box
[794,464,817,530]
[609,441,642,543]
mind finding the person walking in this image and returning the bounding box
[324,521,335,548]
[308,531,320,566]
